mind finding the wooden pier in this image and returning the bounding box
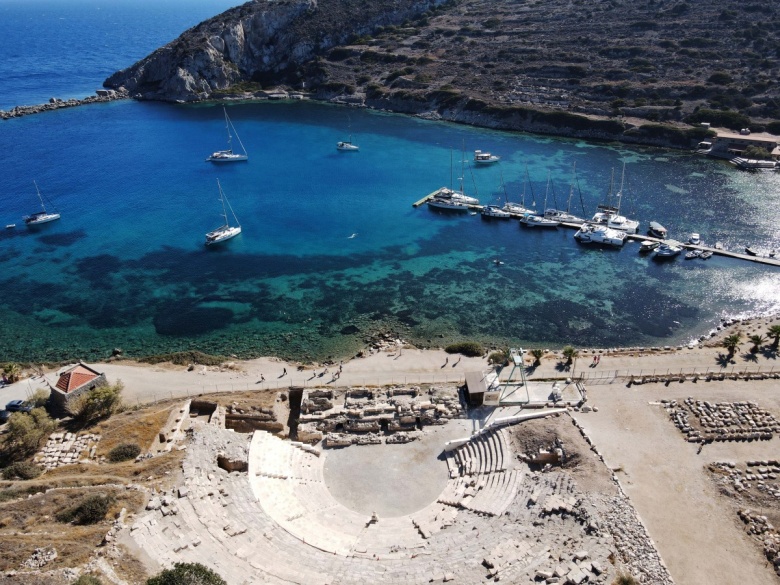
[416,193,780,267]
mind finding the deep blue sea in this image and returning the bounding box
[0,1,779,363]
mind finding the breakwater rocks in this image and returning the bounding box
[0,89,128,120]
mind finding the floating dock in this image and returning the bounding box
[416,193,780,267]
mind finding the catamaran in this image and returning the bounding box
[519,171,559,227]
[24,181,60,226]
[206,108,248,162]
[205,179,242,246]
[591,164,639,234]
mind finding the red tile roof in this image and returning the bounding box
[56,364,100,393]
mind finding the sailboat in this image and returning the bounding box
[205,179,242,246]
[336,115,359,151]
[591,163,639,234]
[24,181,60,226]
[502,165,534,215]
[544,163,586,224]
[520,171,559,227]
[206,107,248,162]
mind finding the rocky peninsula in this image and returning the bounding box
[104,0,780,149]
[0,89,128,121]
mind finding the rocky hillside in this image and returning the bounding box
[106,0,780,145]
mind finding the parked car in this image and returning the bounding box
[5,400,32,413]
[0,410,9,424]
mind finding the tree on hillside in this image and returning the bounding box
[722,333,742,358]
[530,348,544,366]
[68,381,124,423]
[748,334,765,353]
[5,408,57,456]
[147,563,226,585]
[767,324,780,350]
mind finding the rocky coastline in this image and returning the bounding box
[0,89,128,121]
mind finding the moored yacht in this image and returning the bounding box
[206,107,248,163]
[574,223,626,247]
[205,179,242,246]
[435,187,479,206]
[543,163,586,224]
[473,150,500,164]
[639,240,660,253]
[427,197,470,212]
[24,181,60,226]
[591,164,639,234]
[688,233,701,245]
[654,241,683,258]
[481,205,511,218]
[648,221,667,239]
[519,212,559,228]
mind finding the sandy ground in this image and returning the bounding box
[573,378,780,585]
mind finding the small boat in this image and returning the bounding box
[574,223,626,247]
[427,197,470,212]
[639,240,660,252]
[591,165,640,234]
[654,241,683,258]
[205,179,242,246]
[336,138,359,151]
[689,233,701,245]
[501,165,534,215]
[24,181,61,226]
[700,251,713,260]
[5,224,15,229]
[206,107,248,162]
[481,205,511,218]
[647,221,667,239]
[685,250,701,259]
[493,259,504,266]
[745,247,759,256]
[473,150,500,164]
[520,212,559,228]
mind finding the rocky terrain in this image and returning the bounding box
[105,0,780,148]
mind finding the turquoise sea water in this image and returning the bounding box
[0,3,779,363]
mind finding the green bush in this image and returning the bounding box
[57,493,113,525]
[29,387,50,408]
[445,342,484,357]
[147,562,227,585]
[73,576,103,585]
[487,349,509,366]
[67,381,124,423]
[2,461,43,480]
[108,443,141,462]
[5,408,58,456]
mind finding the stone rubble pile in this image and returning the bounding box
[34,432,101,469]
[664,398,779,443]
[21,546,58,569]
[710,460,780,498]
[737,509,780,577]
[300,385,462,448]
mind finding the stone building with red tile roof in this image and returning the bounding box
[50,362,108,411]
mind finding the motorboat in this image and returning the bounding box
[654,241,683,258]
[574,223,626,247]
[700,251,714,260]
[205,179,242,246]
[24,181,60,226]
[520,212,559,228]
[427,197,470,212]
[685,250,702,259]
[502,201,533,215]
[745,247,759,256]
[473,150,500,164]
[5,224,15,229]
[689,233,701,245]
[639,240,660,252]
[648,221,668,239]
[206,107,248,162]
[481,205,511,218]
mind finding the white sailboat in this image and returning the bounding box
[520,172,559,227]
[206,107,248,162]
[428,148,479,211]
[591,163,639,234]
[544,163,586,224]
[205,179,242,246]
[24,181,60,226]
[502,165,534,215]
[337,116,359,151]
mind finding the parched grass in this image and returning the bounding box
[94,405,175,457]
[0,486,144,570]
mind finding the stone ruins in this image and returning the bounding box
[664,398,779,443]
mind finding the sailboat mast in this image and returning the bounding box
[616,162,626,214]
[217,179,229,226]
[543,171,550,211]
[223,108,233,152]
[566,163,575,213]
[34,180,46,213]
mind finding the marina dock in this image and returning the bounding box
[416,193,780,268]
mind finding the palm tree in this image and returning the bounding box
[530,348,544,366]
[721,333,742,358]
[767,324,780,350]
[2,362,21,383]
[749,334,765,353]
[562,345,579,365]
